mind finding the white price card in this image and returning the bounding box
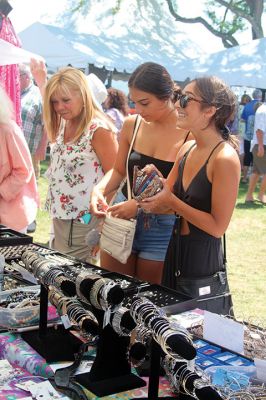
[255,358,266,382]
[203,311,244,354]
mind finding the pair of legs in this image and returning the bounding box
[242,139,252,182]
[245,173,266,203]
[100,251,164,284]
[245,145,266,203]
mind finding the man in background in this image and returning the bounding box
[245,101,266,204]
[241,88,263,183]
[19,64,46,233]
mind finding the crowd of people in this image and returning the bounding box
[0,22,265,314]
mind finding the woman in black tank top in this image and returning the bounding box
[140,76,240,315]
[91,63,192,284]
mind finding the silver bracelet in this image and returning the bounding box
[90,278,109,309]
[99,280,117,311]
[76,272,101,303]
[112,306,131,336]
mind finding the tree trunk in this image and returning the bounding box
[246,0,264,39]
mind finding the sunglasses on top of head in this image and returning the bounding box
[175,93,210,109]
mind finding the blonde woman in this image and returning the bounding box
[42,67,118,261]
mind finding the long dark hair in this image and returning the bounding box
[193,76,238,148]
[128,62,174,101]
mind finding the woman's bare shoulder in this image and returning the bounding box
[122,114,140,129]
[176,139,196,161]
[213,142,241,174]
[119,114,141,141]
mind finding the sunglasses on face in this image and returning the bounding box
[176,93,208,109]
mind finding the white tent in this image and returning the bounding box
[0,38,44,66]
[19,22,266,89]
[19,22,90,70]
[177,37,266,89]
[19,22,196,80]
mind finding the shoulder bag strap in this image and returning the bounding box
[223,234,227,268]
[126,115,141,200]
[108,115,141,207]
[174,144,195,284]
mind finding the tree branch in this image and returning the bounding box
[165,0,239,47]
[214,0,253,25]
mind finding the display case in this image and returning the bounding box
[0,228,32,246]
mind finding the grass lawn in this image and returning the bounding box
[32,161,266,322]
[226,182,266,322]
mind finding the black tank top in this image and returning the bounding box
[173,141,224,232]
[122,151,174,198]
[122,130,191,198]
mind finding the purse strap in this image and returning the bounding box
[222,233,227,268]
[108,115,141,206]
[126,115,142,200]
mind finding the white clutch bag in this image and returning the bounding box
[99,115,141,264]
[99,214,136,264]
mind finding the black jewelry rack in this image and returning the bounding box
[74,319,146,397]
[131,338,177,400]
[0,228,32,246]
[19,261,145,397]
[138,284,197,315]
[21,284,81,362]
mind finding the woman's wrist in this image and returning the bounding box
[169,192,181,214]
[130,199,140,217]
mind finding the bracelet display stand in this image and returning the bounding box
[132,338,177,400]
[18,245,199,398]
[21,284,81,362]
[75,323,146,397]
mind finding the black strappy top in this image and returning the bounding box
[173,141,224,214]
[122,151,174,198]
[122,130,190,198]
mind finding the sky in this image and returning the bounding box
[8,0,255,55]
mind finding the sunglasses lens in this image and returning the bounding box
[180,95,188,108]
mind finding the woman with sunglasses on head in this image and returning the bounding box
[90,62,192,284]
[140,76,240,315]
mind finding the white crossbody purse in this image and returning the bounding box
[99,116,141,264]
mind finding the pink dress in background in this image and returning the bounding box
[0,13,22,127]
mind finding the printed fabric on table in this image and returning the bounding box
[0,332,54,378]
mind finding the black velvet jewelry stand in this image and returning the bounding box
[21,284,81,362]
[132,338,178,400]
[75,323,146,397]
[132,339,217,400]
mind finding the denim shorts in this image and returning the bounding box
[113,191,176,261]
[132,211,175,261]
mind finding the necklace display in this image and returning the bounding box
[0,275,31,291]
[0,288,41,329]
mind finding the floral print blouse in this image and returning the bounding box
[45,118,108,220]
